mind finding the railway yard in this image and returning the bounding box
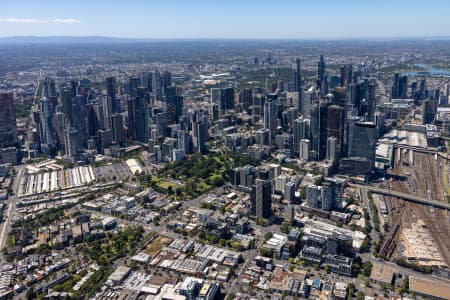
[379,147,450,267]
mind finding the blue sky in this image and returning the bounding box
[1,0,449,39]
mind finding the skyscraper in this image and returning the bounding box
[317,55,326,92]
[326,105,345,157]
[295,58,302,98]
[166,86,184,124]
[72,95,87,147]
[252,179,272,219]
[340,64,352,87]
[0,92,18,148]
[367,82,377,122]
[347,121,377,162]
[321,177,345,211]
[111,113,125,144]
[310,102,329,161]
[220,87,235,111]
[135,87,149,143]
[37,97,56,156]
[263,97,278,135]
[106,77,119,114]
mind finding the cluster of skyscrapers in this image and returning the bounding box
[27,70,212,163]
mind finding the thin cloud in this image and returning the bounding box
[0,18,80,24]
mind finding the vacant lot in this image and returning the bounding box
[142,236,173,258]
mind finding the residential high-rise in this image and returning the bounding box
[252,179,272,219]
[326,137,337,162]
[37,97,57,156]
[295,58,302,98]
[310,102,329,161]
[299,139,310,161]
[106,77,119,113]
[263,97,278,135]
[72,95,87,146]
[193,114,209,154]
[293,117,310,156]
[367,82,377,122]
[0,92,18,148]
[306,184,320,208]
[321,177,345,211]
[152,70,163,99]
[135,87,150,143]
[317,55,326,92]
[61,89,73,126]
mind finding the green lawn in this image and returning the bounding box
[158,180,183,191]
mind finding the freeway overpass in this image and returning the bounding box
[349,183,450,210]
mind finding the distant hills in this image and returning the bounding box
[0,36,450,44]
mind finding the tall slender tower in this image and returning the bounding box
[295,58,302,97]
[317,55,326,91]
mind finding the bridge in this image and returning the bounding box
[349,183,450,210]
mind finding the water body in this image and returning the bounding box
[403,64,450,77]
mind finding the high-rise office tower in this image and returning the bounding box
[162,71,172,95]
[399,75,408,98]
[86,103,100,138]
[61,89,73,126]
[392,73,407,99]
[72,95,87,147]
[127,97,137,140]
[111,113,125,145]
[0,92,18,148]
[53,112,67,154]
[37,97,56,156]
[220,87,235,111]
[295,58,302,99]
[347,121,377,162]
[166,86,183,124]
[128,77,141,98]
[317,55,326,92]
[252,178,272,219]
[326,105,345,157]
[340,64,352,87]
[193,114,209,154]
[367,82,377,122]
[301,87,314,118]
[392,73,400,98]
[106,77,119,114]
[239,88,253,112]
[422,99,438,125]
[310,102,329,161]
[144,72,152,93]
[135,87,149,143]
[263,98,278,135]
[152,70,163,99]
[65,127,80,159]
